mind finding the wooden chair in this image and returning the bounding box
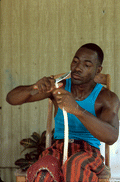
[16,73,111,182]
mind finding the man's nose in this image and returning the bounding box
[75,62,83,72]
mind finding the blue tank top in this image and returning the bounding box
[54,78,103,149]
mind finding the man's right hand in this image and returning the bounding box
[31,76,55,95]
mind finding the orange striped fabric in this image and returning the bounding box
[26,140,104,182]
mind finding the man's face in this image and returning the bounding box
[70,47,101,85]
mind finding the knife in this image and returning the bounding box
[33,71,71,91]
[55,71,71,84]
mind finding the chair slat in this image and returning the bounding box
[46,99,53,148]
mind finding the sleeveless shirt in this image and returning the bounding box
[54,78,103,149]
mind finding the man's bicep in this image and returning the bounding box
[99,98,119,135]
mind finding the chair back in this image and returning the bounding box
[46,73,110,167]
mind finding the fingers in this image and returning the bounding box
[53,92,63,105]
[53,87,66,95]
[50,75,54,79]
[33,76,55,93]
[41,78,52,92]
[52,88,67,104]
[33,75,64,95]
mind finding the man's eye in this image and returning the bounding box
[85,64,91,67]
[73,59,78,63]
[73,60,77,63]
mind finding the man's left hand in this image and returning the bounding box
[52,88,80,115]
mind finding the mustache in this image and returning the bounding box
[71,71,81,76]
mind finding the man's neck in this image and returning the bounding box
[71,81,96,101]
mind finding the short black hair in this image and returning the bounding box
[80,43,104,65]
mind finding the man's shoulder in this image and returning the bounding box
[97,87,120,108]
[95,87,120,117]
[100,87,119,100]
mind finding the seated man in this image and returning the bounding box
[6,43,120,182]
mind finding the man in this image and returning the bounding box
[6,43,120,182]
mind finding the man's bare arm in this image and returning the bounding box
[77,92,120,145]
[6,76,55,105]
[53,87,120,145]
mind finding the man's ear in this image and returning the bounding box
[96,66,102,75]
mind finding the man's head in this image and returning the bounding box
[70,43,103,85]
[80,43,104,66]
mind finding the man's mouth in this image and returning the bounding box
[72,72,82,80]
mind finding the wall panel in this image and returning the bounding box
[114,0,120,97]
[1,0,120,181]
[1,168,16,182]
[0,0,1,108]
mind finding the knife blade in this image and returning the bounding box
[55,71,71,86]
